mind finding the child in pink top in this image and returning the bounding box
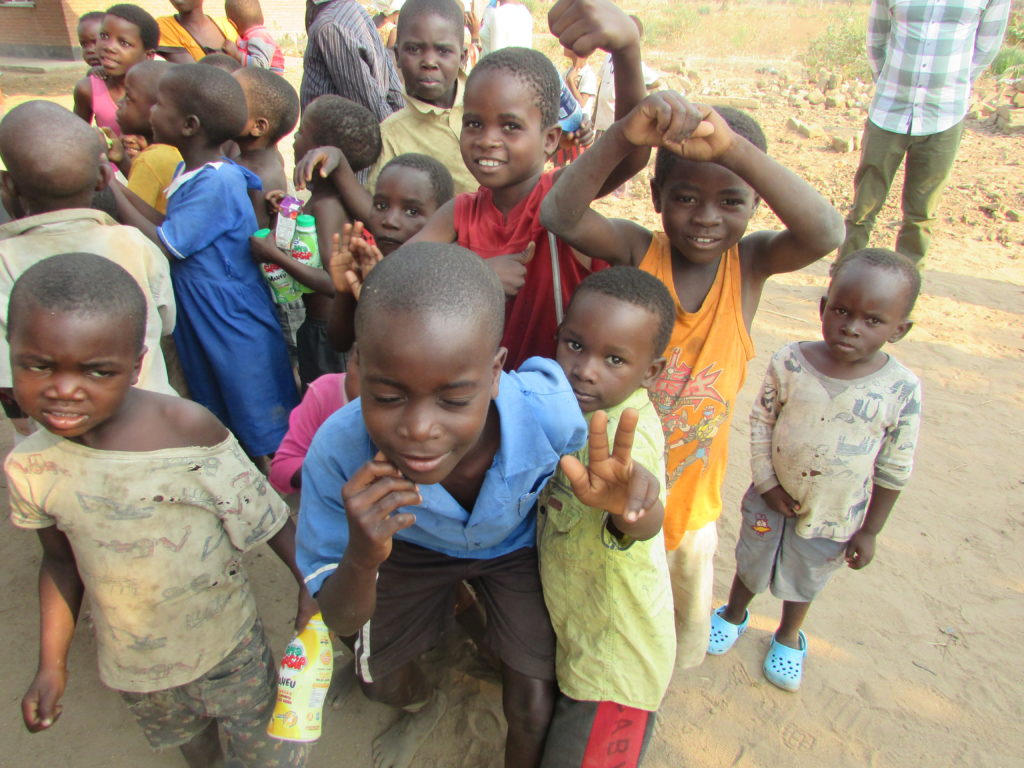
[224,0,285,73]
[269,371,359,495]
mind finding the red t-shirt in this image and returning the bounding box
[453,171,606,370]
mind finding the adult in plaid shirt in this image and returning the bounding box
[840,0,1010,265]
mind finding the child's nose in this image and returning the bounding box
[399,404,440,442]
[692,203,721,227]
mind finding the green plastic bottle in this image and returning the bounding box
[254,228,302,304]
[289,215,322,294]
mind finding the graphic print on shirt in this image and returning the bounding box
[650,347,729,485]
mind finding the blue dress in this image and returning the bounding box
[158,160,298,455]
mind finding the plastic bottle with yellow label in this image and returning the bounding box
[267,612,333,742]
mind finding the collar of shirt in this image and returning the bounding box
[165,161,223,199]
[0,207,116,240]
[404,72,466,117]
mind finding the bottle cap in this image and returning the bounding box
[296,214,316,228]
[253,228,272,237]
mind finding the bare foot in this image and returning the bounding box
[372,689,448,768]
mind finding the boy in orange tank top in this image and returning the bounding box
[540,91,844,667]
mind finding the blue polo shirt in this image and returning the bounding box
[297,357,587,596]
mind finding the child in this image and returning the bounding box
[74,4,159,137]
[538,266,675,768]
[232,66,300,228]
[539,91,845,668]
[709,248,922,691]
[223,0,285,72]
[411,0,654,371]
[111,63,298,459]
[113,59,182,214]
[319,152,454,357]
[77,11,106,68]
[552,47,596,169]
[156,0,236,63]
[0,100,176,402]
[5,253,312,767]
[296,244,657,768]
[251,95,381,389]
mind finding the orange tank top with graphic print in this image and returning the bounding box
[639,233,754,549]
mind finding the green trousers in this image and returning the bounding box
[840,118,965,264]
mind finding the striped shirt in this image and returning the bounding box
[300,0,405,120]
[867,0,1010,135]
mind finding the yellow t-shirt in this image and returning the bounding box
[639,234,754,548]
[157,15,236,62]
[127,144,182,215]
[365,76,478,197]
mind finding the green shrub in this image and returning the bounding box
[803,15,872,82]
[990,45,1024,79]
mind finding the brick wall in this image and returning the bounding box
[0,0,310,60]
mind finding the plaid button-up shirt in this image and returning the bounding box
[867,0,1010,135]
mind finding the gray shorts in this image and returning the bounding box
[119,619,309,767]
[735,486,846,603]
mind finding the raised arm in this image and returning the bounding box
[22,528,84,733]
[294,146,374,224]
[540,91,707,265]
[548,0,650,195]
[108,180,173,260]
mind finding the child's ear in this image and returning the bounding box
[96,161,114,192]
[132,346,146,385]
[642,357,667,389]
[888,320,912,344]
[251,117,270,138]
[818,295,827,319]
[649,179,662,214]
[182,114,200,137]
[490,346,507,398]
[751,193,762,211]
[542,125,562,157]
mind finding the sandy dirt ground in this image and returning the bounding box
[1,11,1022,766]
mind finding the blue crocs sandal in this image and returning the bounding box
[708,605,749,655]
[763,631,808,692]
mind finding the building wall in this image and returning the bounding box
[1,0,308,60]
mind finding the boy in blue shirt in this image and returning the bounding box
[297,243,661,768]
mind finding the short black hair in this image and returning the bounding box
[198,52,242,72]
[8,253,147,353]
[0,101,104,203]
[468,47,561,128]
[654,105,767,188]
[570,267,675,357]
[235,68,299,143]
[303,96,382,172]
[831,248,921,316]
[380,153,454,207]
[397,0,465,43]
[125,59,173,101]
[355,242,504,349]
[78,10,106,27]
[162,63,248,145]
[105,4,160,51]
[225,0,264,28]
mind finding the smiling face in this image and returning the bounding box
[652,157,757,266]
[99,14,151,78]
[10,305,142,441]
[366,165,441,255]
[78,18,103,67]
[818,261,913,371]
[461,68,560,199]
[555,291,666,413]
[397,13,464,108]
[117,68,157,135]
[356,311,504,485]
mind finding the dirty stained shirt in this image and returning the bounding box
[750,342,922,542]
[5,432,288,692]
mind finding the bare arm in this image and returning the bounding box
[266,518,318,630]
[316,454,419,636]
[845,485,900,570]
[73,78,93,124]
[251,235,335,296]
[408,198,457,244]
[22,528,84,733]
[108,181,173,260]
[293,147,373,224]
